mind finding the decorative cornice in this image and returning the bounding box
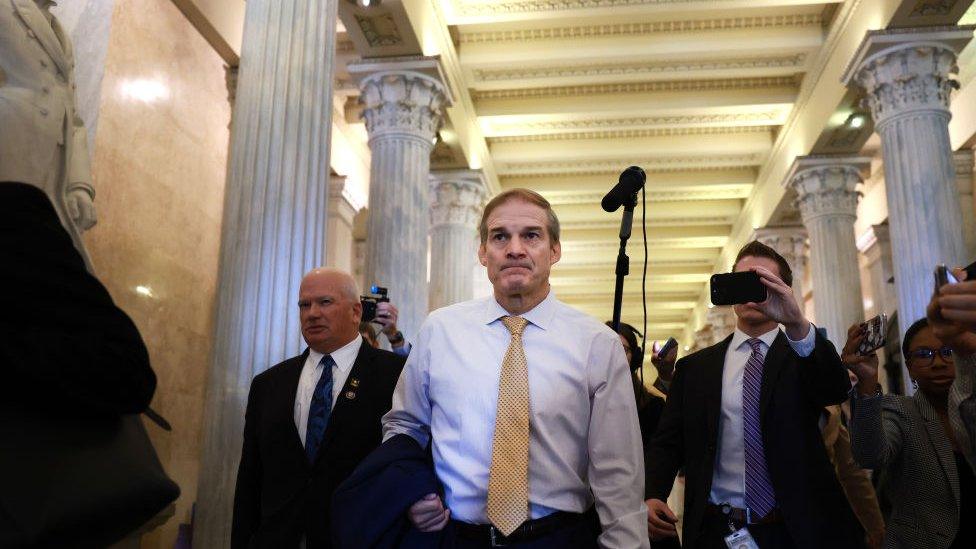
[501,153,765,174]
[487,112,784,135]
[471,54,808,83]
[474,76,798,101]
[550,188,748,205]
[457,11,820,36]
[488,126,772,144]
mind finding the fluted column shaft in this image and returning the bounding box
[429,171,488,310]
[351,60,450,338]
[195,0,337,546]
[789,158,868,346]
[846,28,971,352]
[954,149,976,258]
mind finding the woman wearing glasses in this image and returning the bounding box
[844,317,974,549]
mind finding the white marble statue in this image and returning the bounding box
[1,0,97,269]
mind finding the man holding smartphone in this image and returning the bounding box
[645,240,862,548]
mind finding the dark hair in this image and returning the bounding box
[902,317,931,360]
[733,240,793,288]
[478,188,560,244]
[607,321,640,364]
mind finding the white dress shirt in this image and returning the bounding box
[294,335,363,447]
[383,291,649,549]
[709,325,816,508]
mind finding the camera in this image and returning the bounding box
[360,285,389,322]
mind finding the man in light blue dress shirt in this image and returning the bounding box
[382,188,649,548]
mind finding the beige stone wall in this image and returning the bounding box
[81,0,231,546]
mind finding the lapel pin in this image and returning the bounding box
[350,378,360,388]
[345,390,357,400]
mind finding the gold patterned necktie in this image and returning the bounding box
[486,315,531,536]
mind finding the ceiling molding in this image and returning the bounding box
[484,111,787,136]
[457,12,821,37]
[488,125,773,143]
[552,189,749,204]
[471,53,808,84]
[473,76,799,101]
[499,153,765,174]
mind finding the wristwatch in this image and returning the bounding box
[388,330,404,345]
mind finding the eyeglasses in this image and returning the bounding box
[907,346,954,367]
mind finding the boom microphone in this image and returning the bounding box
[601,166,646,212]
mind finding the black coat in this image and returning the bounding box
[231,342,406,549]
[646,330,863,549]
[332,433,448,549]
[0,182,155,414]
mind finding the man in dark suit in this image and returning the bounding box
[646,241,862,549]
[232,268,406,548]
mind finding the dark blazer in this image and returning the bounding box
[851,392,962,549]
[231,341,406,549]
[646,329,862,549]
[332,433,448,549]
[0,182,155,414]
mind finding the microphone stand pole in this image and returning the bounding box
[611,192,639,333]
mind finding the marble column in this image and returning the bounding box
[348,58,452,338]
[327,176,362,273]
[787,156,869,346]
[858,223,900,392]
[954,149,976,258]
[429,170,488,310]
[844,27,971,350]
[706,306,736,345]
[195,0,338,546]
[753,225,809,305]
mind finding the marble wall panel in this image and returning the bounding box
[81,0,231,546]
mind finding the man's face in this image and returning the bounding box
[298,273,362,354]
[732,255,781,325]
[478,199,561,299]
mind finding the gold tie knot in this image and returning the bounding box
[502,316,528,337]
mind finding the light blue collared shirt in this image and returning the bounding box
[709,324,816,509]
[382,291,649,549]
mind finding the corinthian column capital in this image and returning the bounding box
[842,26,973,128]
[785,155,871,223]
[429,170,489,229]
[349,57,453,144]
[752,225,808,272]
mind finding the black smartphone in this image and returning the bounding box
[857,313,887,356]
[657,337,678,359]
[710,271,767,306]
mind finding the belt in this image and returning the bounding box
[452,510,590,547]
[705,503,783,526]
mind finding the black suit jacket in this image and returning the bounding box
[646,329,863,549]
[231,341,406,549]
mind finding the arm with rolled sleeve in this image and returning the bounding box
[586,333,650,549]
[789,325,852,408]
[381,321,432,448]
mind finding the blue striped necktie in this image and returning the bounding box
[743,338,776,518]
[305,354,335,463]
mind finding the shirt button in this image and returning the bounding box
[39,108,48,116]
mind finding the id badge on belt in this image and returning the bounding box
[724,527,760,549]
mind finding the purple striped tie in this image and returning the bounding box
[744,338,776,518]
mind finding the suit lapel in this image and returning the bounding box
[282,349,310,462]
[315,339,372,465]
[11,0,70,77]
[704,335,734,450]
[759,331,789,419]
[915,391,961,507]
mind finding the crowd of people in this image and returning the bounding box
[5,175,976,548]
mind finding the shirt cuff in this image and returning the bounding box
[786,323,816,357]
